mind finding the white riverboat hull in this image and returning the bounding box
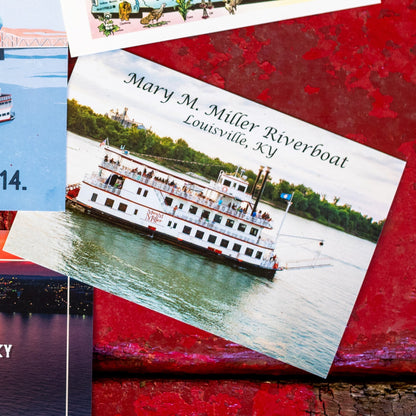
[66,195,278,279]
[66,147,280,279]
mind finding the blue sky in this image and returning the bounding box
[0,0,65,30]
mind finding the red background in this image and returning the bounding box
[7,0,416,413]
[90,0,416,412]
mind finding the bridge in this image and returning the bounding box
[0,28,67,59]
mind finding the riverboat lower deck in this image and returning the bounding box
[66,147,280,279]
[0,92,14,123]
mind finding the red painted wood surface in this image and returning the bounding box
[89,0,416,378]
[25,0,416,412]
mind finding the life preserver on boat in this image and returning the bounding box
[273,262,279,270]
[222,186,228,193]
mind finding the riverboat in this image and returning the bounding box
[66,146,280,279]
[0,89,14,123]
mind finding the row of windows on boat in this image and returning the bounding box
[93,190,261,237]
[169,221,264,260]
[104,172,272,223]
[165,196,260,237]
[101,177,265,236]
[92,193,265,260]
[1,112,11,117]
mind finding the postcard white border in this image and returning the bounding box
[62,0,380,57]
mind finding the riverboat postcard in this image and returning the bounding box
[61,0,380,56]
[0,260,93,415]
[0,0,67,211]
[5,50,405,378]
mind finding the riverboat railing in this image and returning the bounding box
[173,211,275,249]
[99,161,274,229]
[85,173,276,250]
[85,174,122,195]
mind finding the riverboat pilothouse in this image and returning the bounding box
[0,89,14,123]
[66,146,280,278]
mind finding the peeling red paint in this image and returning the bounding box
[253,383,318,416]
[62,0,416,412]
[304,85,320,94]
[89,1,416,383]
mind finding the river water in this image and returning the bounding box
[6,133,377,377]
[0,48,67,211]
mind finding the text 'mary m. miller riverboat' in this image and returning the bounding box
[66,146,280,279]
[0,88,14,123]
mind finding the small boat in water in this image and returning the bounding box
[0,89,14,123]
[66,146,280,279]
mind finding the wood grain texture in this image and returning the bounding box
[92,379,416,416]
[55,0,416,413]
[90,0,416,378]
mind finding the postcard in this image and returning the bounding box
[5,50,405,377]
[62,0,380,57]
[0,260,93,415]
[0,0,68,211]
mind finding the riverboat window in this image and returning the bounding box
[168,221,172,227]
[189,205,198,215]
[238,223,247,232]
[137,187,142,195]
[208,234,217,244]
[232,243,242,252]
[105,198,114,208]
[225,219,235,228]
[134,209,138,215]
[179,203,184,209]
[250,227,259,237]
[220,239,229,248]
[118,203,127,212]
[183,225,192,235]
[195,230,204,239]
[143,190,148,197]
[238,184,246,192]
[91,193,98,202]
[255,251,263,259]
[245,248,254,257]
[213,214,222,224]
[173,223,177,229]
[165,197,173,206]
[223,179,232,187]
[201,210,210,220]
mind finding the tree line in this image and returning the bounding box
[67,99,384,242]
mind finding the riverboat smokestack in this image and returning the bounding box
[252,167,271,215]
[251,166,264,198]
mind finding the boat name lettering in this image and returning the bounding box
[183,114,248,149]
[146,209,164,224]
[252,142,278,159]
[204,105,260,132]
[0,344,13,358]
[261,126,349,168]
[124,73,175,104]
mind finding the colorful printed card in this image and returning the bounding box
[5,50,405,378]
[0,261,93,416]
[62,0,380,56]
[0,0,67,211]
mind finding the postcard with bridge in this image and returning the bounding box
[0,0,68,210]
[62,0,379,56]
[5,50,405,377]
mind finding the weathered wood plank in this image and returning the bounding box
[91,0,416,378]
[92,379,416,416]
